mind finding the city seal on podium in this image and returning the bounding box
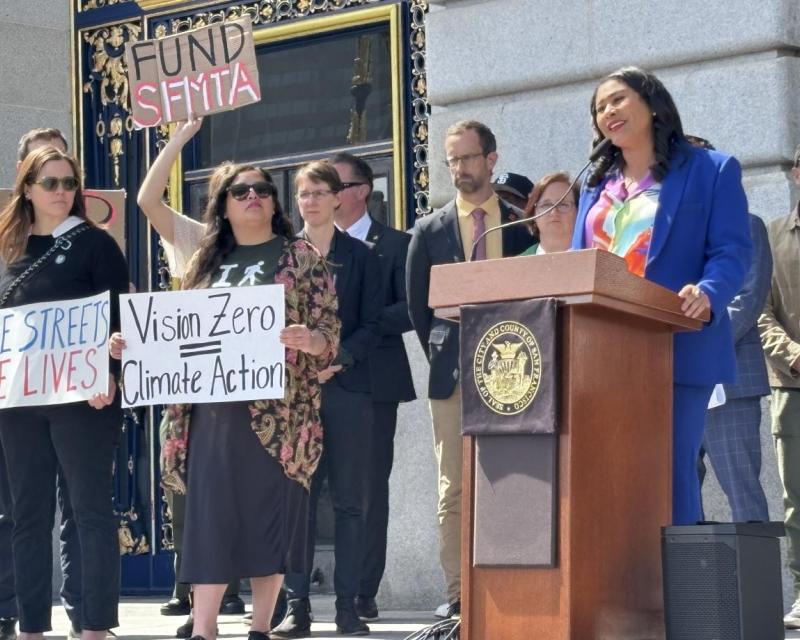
[473,320,542,415]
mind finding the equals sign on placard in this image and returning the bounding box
[179,340,222,358]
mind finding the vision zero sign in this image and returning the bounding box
[119,285,285,407]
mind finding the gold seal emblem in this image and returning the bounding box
[473,321,541,415]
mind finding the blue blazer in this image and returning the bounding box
[572,142,752,386]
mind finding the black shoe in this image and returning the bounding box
[176,615,193,639]
[354,596,379,622]
[433,599,460,619]
[161,597,191,616]
[335,600,370,636]
[270,588,288,630]
[0,618,16,640]
[248,633,270,640]
[220,594,246,615]
[269,597,311,638]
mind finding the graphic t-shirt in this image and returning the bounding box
[210,237,283,288]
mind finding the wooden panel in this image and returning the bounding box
[462,305,671,640]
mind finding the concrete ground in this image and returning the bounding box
[39,596,800,639]
[43,596,433,640]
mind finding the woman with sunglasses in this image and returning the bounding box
[125,118,340,640]
[0,146,128,639]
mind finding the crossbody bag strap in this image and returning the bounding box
[0,222,91,308]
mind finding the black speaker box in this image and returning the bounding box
[662,522,785,640]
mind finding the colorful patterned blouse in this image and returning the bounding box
[584,172,661,277]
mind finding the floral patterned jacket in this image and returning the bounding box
[160,238,340,493]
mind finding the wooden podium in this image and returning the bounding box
[428,249,703,640]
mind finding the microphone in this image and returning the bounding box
[470,137,613,261]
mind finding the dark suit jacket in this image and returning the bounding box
[724,214,772,399]
[406,198,532,399]
[366,219,416,403]
[304,228,382,393]
[573,141,752,386]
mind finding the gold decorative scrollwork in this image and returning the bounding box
[80,0,135,11]
[82,21,141,186]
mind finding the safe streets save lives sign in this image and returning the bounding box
[0,292,110,409]
[125,16,261,128]
[119,285,286,407]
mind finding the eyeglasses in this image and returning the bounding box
[228,181,275,201]
[296,189,335,202]
[535,201,576,214]
[443,153,485,169]
[340,182,368,190]
[32,176,79,192]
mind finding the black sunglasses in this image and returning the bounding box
[340,182,368,190]
[32,176,80,192]
[228,181,275,201]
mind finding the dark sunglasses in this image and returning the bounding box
[32,176,80,192]
[228,181,275,201]
[340,182,368,190]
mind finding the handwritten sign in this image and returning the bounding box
[0,292,110,409]
[125,17,261,128]
[0,189,126,253]
[119,285,286,407]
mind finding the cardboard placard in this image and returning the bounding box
[0,292,110,409]
[125,17,261,128]
[0,188,126,253]
[119,285,286,407]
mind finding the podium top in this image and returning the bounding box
[429,249,704,331]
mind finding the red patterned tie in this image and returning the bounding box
[471,208,487,261]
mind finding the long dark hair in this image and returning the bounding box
[182,163,293,289]
[587,66,685,187]
[0,147,89,263]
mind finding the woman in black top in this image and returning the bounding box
[0,146,128,639]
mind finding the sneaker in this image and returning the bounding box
[433,600,460,619]
[68,626,115,639]
[0,619,15,640]
[354,596,379,622]
[161,597,191,616]
[785,597,800,629]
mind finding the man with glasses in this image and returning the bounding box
[328,153,416,623]
[759,143,800,629]
[406,120,530,618]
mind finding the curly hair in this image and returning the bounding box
[182,163,293,289]
[587,67,685,187]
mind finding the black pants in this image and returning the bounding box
[358,401,398,598]
[0,402,121,632]
[0,448,81,624]
[284,382,372,600]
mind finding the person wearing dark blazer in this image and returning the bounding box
[406,121,531,616]
[276,161,381,638]
[572,68,751,526]
[700,213,772,522]
[328,154,416,622]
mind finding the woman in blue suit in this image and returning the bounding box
[572,67,752,525]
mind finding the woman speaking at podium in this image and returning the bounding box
[572,67,752,525]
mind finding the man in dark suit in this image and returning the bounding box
[406,120,531,617]
[329,153,417,622]
[700,213,772,521]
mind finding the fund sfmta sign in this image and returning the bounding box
[125,16,261,128]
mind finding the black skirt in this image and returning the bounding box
[179,401,309,583]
